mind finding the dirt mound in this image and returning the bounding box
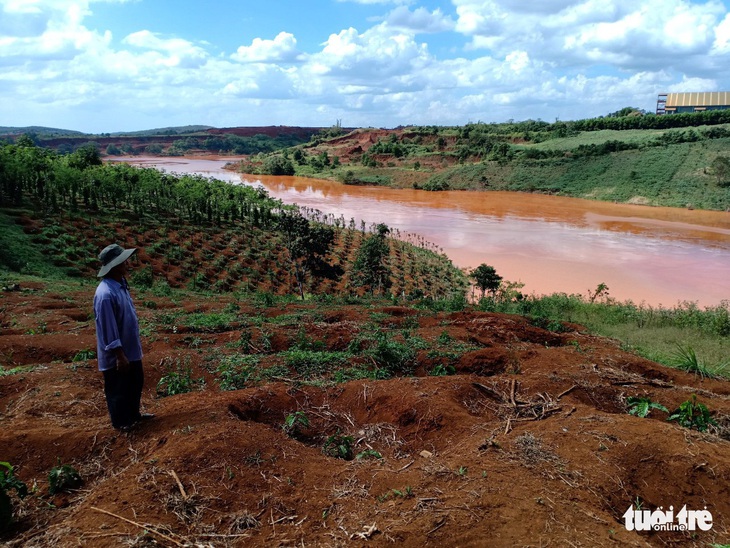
[1,284,729,547]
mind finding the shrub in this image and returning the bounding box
[262,155,295,176]
[422,179,450,191]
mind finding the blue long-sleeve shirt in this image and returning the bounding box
[94,278,143,371]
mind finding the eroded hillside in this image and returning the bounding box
[1,283,729,547]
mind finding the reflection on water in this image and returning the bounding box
[121,157,730,307]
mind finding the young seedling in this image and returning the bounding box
[429,364,456,376]
[48,462,82,495]
[323,432,354,460]
[667,395,717,432]
[355,449,383,461]
[625,396,668,418]
[282,411,310,438]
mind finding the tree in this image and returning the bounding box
[144,143,163,154]
[67,144,102,170]
[15,134,36,148]
[471,264,502,298]
[292,148,306,165]
[263,155,295,176]
[277,210,335,299]
[710,156,730,187]
[608,106,643,118]
[352,223,392,294]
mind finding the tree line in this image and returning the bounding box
[0,138,286,228]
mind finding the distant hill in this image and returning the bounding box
[108,125,214,137]
[0,126,85,137]
[0,125,329,157]
[0,125,323,139]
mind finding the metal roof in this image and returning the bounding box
[664,92,730,107]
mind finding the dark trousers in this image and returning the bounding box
[103,360,144,429]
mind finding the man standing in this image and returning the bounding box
[94,244,152,430]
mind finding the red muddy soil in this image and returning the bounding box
[1,284,729,547]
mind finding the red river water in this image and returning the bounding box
[122,157,730,308]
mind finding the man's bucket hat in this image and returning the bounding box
[98,244,136,277]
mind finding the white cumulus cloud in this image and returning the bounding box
[231,32,302,63]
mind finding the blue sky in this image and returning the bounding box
[2,0,730,133]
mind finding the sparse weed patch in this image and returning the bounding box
[429,363,456,376]
[259,364,291,381]
[292,328,326,351]
[377,486,413,502]
[157,357,205,397]
[282,349,351,377]
[333,366,387,382]
[216,355,261,390]
[0,365,38,377]
[183,312,237,333]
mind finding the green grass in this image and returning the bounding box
[281,349,352,377]
[481,294,730,378]
[216,354,261,390]
[525,128,669,150]
[421,137,730,210]
[182,312,239,332]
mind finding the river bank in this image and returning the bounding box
[117,157,730,307]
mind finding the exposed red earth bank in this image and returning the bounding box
[2,283,729,547]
